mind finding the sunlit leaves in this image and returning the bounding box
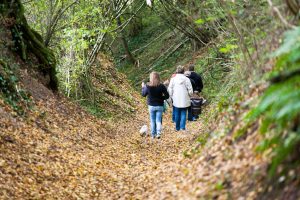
[195,18,205,25]
[219,44,238,53]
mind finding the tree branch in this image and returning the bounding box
[267,0,296,29]
[44,0,79,46]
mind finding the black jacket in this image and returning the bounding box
[187,77,196,91]
[189,71,203,92]
[142,84,169,106]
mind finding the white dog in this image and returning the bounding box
[139,125,148,136]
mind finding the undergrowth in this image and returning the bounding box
[0,59,31,115]
[191,0,275,149]
[246,27,300,177]
[116,14,194,88]
[80,100,112,119]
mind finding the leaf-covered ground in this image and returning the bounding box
[0,92,195,199]
[0,74,299,200]
[0,90,267,200]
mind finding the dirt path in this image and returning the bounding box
[69,106,200,199]
[103,111,201,199]
[79,108,268,200]
[0,98,202,199]
[0,95,270,200]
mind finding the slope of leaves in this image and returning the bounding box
[80,53,139,119]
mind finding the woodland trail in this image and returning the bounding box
[115,111,265,200]
[0,96,202,199]
[0,96,266,200]
[93,109,201,199]
[68,107,264,200]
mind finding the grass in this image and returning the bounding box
[80,100,113,119]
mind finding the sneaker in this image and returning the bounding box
[156,135,161,139]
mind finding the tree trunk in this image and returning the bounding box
[285,0,300,15]
[0,0,58,91]
[157,1,217,49]
[117,17,137,65]
[128,17,143,37]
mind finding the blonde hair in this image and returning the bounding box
[149,71,160,87]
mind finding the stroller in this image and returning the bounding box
[191,97,202,116]
[190,96,206,117]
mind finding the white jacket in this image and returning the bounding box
[168,74,193,108]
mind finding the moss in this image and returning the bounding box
[1,0,58,91]
[0,59,17,94]
[0,59,30,114]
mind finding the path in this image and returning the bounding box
[0,98,200,199]
[103,110,200,199]
[0,97,266,199]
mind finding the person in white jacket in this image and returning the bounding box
[168,65,193,131]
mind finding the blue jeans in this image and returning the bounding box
[148,106,164,137]
[173,107,187,131]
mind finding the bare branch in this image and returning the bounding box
[267,0,296,29]
[44,0,79,46]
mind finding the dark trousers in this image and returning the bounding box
[188,106,198,121]
[188,106,193,121]
[172,106,175,122]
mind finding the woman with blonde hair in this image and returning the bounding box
[142,72,169,139]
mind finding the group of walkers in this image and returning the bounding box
[142,64,204,139]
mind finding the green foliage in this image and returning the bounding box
[246,27,300,176]
[183,150,192,158]
[215,181,224,191]
[117,12,192,88]
[196,132,210,147]
[0,59,31,115]
[24,0,119,96]
[250,76,300,176]
[80,100,112,119]
[195,42,235,102]
[219,44,238,54]
[272,28,300,59]
[195,18,205,25]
